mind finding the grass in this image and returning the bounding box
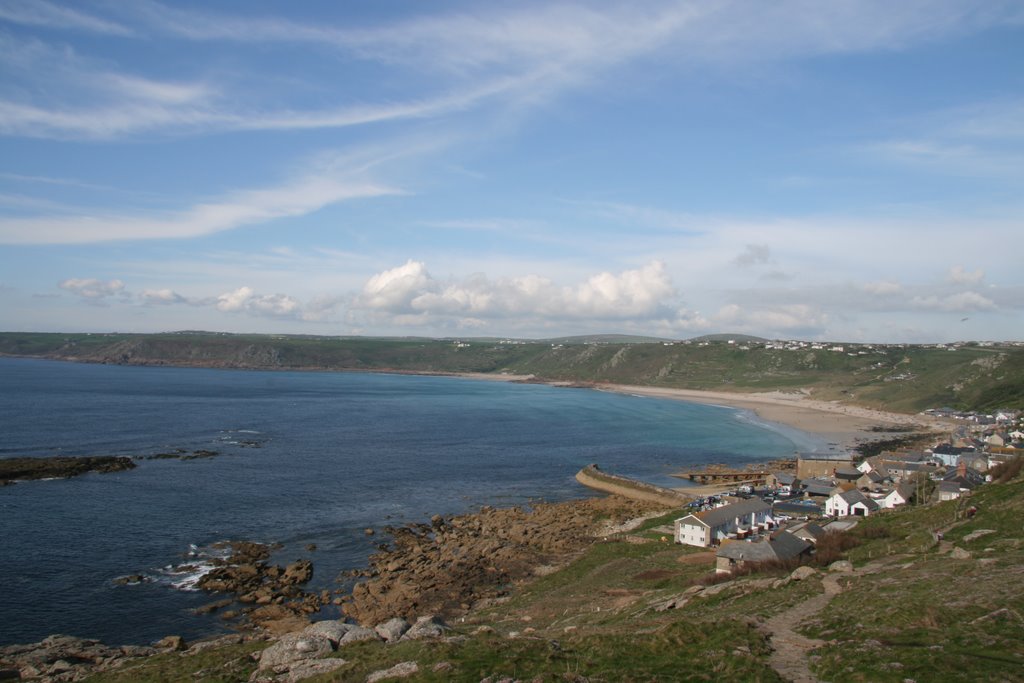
[76,474,1024,681]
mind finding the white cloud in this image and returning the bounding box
[713,303,829,336]
[140,288,191,305]
[355,260,681,325]
[861,280,903,296]
[948,265,984,286]
[0,165,400,244]
[911,291,996,312]
[216,286,302,318]
[58,277,127,299]
[0,0,132,35]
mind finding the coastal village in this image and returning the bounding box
[668,406,1023,575]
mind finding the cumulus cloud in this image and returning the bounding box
[58,277,127,299]
[140,288,190,305]
[354,260,679,325]
[948,265,984,286]
[215,286,302,318]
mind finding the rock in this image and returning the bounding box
[338,626,379,646]
[950,547,972,560]
[789,566,818,581]
[433,661,453,673]
[302,620,352,646]
[963,529,997,543]
[281,560,313,585]
[365,528,375,536]
[281,658,347,681]
[154,635,187,651]
[402,615,450,641]
[113,574,147,586]
[305,544,317,552]
[187,634,245,654]
[257,633,333,671]
[828,560,854,573]
[366,661,419,682]
[374,617,411,643]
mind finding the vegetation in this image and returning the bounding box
[2,332,1022,411]
[70,470,1024,681]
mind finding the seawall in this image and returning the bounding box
[575,464,691,508]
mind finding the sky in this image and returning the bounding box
[0,1,1022,343]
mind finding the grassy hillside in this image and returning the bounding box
[2,332,1022,411]
[82,475,1024,682]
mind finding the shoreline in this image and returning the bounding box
[590,384,950,453]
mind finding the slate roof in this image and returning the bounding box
[692,498,771,528]
[836,488,880,511]
[716,531,811,563]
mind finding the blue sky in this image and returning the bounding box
[1,0,1022,342]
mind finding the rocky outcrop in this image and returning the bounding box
[0,456,135,485]
[0,633,251,682]
[190,542,322,631]
[343,495,659,625]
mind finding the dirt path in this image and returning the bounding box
[764,575,841,683]
[764,562,890,682]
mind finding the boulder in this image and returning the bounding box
[828,560,854,573]
[374,617,411,643]
[257,633,332,672]
[402,616,450,641]
[338,626,379,646]
[789,566,818,581]
[281,560,313,585]
[950,547,972,560]
[153,635,187,651]
[281,658,347,682]
[302,621,352,646]
[366,661,419,682]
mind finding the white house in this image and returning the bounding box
[675,498,773,548]
[825,489,880,517]
[879,483,913,509]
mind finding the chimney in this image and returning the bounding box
[957,459,967,477]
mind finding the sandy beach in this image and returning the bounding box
[595,384,950,452]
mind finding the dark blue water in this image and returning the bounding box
[0,357,821,646]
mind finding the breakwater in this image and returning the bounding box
[575,464,691,507]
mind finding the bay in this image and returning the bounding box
[0,357,821,646]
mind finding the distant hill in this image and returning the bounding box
[687,333,769,343]
[0,331,1021,411]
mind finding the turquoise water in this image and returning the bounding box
[0,357,822,645]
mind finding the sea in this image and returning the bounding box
[0,357,826,646]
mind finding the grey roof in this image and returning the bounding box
[715,531,810,562]
[691,498,771,529]
[769,531,812,559]
[938,481,961,493]
[837,488,880,511]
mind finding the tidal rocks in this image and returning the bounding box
[189,541,321,632]
[344,495,658,626]
[0,456,135,485]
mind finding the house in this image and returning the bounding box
[785,521,827,544]
[879,483,913,509]
[714,531,812,573]
[675,498,773,548]
[766,471,798,493]
[797,453,853,479]
[825,488,880,517]
[856,469,888,491]
[944,461,985,490]
[799,478,839,498]
[937,480,963,501]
